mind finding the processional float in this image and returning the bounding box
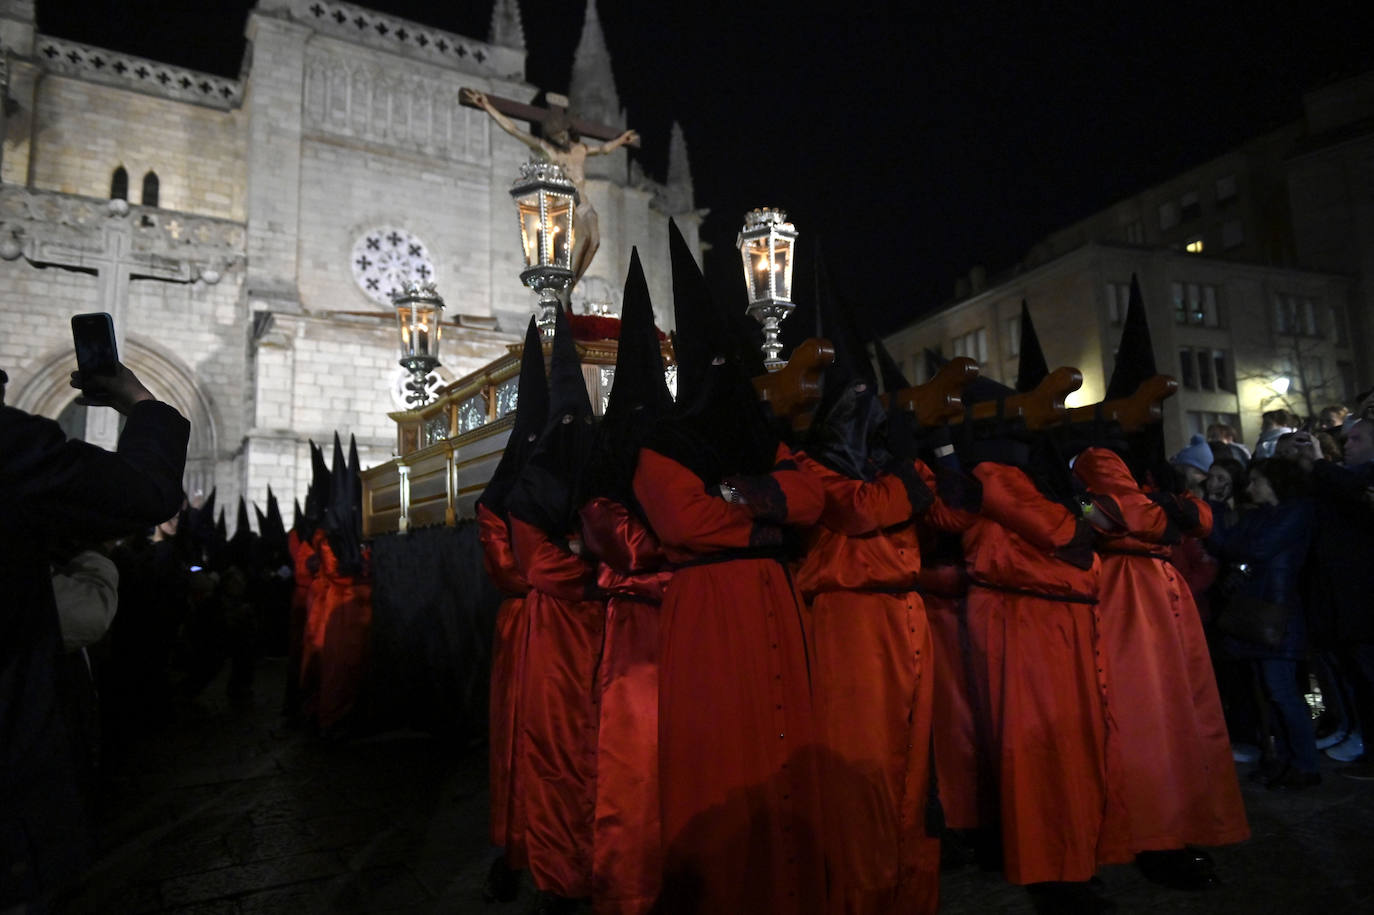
[362,161,1179,536]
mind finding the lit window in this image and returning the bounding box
[1185,237,1204,254]
[1197,348,1215,391]
[1006,316,1020,356]
[1174,282,1220,326]
[1276,294,1320,336]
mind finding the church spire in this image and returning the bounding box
[664,120,694,213]
[488,0,525,51]
[569,0,622,128]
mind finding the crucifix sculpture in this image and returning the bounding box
[461,88,638,285]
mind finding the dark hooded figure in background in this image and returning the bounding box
[631,219,827,915]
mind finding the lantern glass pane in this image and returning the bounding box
[518,202,541,268]
[773,236,794,301]
[745,236,773,303]
[547,195,575,268]
[397,306,411,359]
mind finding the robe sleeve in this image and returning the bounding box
[974,463,1087,554]
[509,515,596,600]
[1,401,190,539]
[476,504,528,594]
[721,444,826,525]
[915,460,980,533]
[635,447,792,551]
[579,496,664,572]
[795,452,915,536]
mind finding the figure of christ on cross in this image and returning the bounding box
[461,88,639,286]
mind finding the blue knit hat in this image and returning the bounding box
[1171,433,1214,473]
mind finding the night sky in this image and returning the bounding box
[36,1,1374,332]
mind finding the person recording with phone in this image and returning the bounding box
[1,320,190,911]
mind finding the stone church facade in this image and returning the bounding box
[0,0,698,517]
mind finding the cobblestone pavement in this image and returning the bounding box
[56,659,1374,914]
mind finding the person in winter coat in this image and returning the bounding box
[1208,458,1319,789]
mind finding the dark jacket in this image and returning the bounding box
[0,400,188,905]
[1305,460,1374,645]
[1207,498,1315,658]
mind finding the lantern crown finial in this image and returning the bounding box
[744,207,791,231]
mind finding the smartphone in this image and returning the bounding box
[71,312,119,378]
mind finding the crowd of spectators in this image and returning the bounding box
[1178,393,1374,788]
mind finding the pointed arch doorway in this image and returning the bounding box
[13,336,221,501]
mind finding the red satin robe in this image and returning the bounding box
[299,530,332,713]
[477,504,531,865]
[1072,448,1249,852]
[286,529,315,715]
[792,455,946,915]
[317,545,372,732]
[579,497,671,915]
[954,463,1128,885]
[916,560,983,832]
[633,445,825,915]
[509,515,604,899]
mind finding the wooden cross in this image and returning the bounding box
[459,89,638,146]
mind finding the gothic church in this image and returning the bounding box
[0,0,698,515]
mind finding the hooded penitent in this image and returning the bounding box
[803,246,886,480]
[1104,274,1171,488]
[477,316,550,519]
[648,218,778,484]
[584,247,672,511]
[1015,299,1050,394]
[302,440,331,542]
[323,433,363,576]
[507,308,595,538]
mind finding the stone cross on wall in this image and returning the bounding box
[29,215,193,448]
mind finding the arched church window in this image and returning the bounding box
[142,171,159,208]
[110,166,128,201]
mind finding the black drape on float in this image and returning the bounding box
[367,522,502,738]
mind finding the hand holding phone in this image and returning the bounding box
[68,313,155,415]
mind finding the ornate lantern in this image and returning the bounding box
[510,159,579,337]
[737,208,798,371]
[393,281,445,407]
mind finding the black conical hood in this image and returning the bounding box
[478,317,549,516]
[236,496,252,539]
[325,432,362,574]
[264,487,287,546]
[507,309,596,535]
[254,503,268,536]
[303,440,330,533]
[806,245,884,479]
[587,249,670,508]
[1015,300,1050,393]
[547,307,593,424]
[293,498,304,532]
[605,247,672,420]
[655,218,778,482]
[1106,274,1158,401]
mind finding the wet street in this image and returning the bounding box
[57,659,1374,914]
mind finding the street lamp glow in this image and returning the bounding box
[1271,376,1291,396]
